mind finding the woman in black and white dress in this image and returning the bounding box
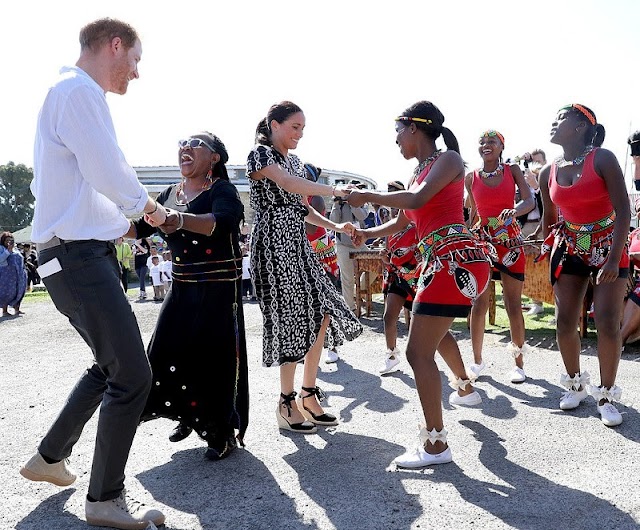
[246,101,362,434]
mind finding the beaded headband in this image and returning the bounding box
[562,104,596,125]
[479,130,505,145]
[395,116,433,125]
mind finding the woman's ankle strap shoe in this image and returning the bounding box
[276,392,317,433]
[299,386,338,426]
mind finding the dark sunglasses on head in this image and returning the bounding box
[178,138,216,152]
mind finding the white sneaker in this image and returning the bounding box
[20,453,76,487]
[448,390,482,406]
[468,361,486,378]
[325,349,339,364]
[527,303,544,316]
[85,488,165,530]
[597,402,623,427]
[393,445,452,468]
[509,367,527,383]
[379,348,401,374]
[559,388,588,410]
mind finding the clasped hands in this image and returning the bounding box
[144,206,182,234]
[333,184,369,207]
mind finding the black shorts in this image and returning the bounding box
[383,282,413,310]
[559,254,629,281]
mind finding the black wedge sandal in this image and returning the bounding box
[276,391,317,433]
[298,386,339,426]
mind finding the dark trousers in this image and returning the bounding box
[135,265,148,293]
[120,266,129,292]
[242,278,253,297]
[36,240,151,501]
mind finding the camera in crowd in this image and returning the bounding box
[512,153,532,169]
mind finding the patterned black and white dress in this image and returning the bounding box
[247,145,362,367]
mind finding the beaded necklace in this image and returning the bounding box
[555,145,594,168]
[412,150,442,180]
[479,163,503,179]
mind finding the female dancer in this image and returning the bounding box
[378,198,421,375]
[465,130,534,383]
[349,101,492,467]
[133,132,249,459]
[247,101,362,434]
[621,201,640,345]
[539,104,629,426]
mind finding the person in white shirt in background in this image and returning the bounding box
[20,17,166,529]
[241,245,255,301]
[329,181,370,313]
[519,149,547,316]
[149,255,165,301]
[146,244,164,270]
[161,250,172,292]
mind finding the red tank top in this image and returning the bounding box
[404,157,465,239]
[471,165,516,218]
[549,149,613,223]
[629,228,640,266]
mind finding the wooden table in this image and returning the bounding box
[349,249,384,317]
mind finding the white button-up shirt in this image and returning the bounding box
[31,66,148,243]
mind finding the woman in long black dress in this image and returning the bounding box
[247,101,362,434]
[132,131,248,459]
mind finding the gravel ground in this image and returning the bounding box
[1,293,639,530]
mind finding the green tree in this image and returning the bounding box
[0,162,34,232]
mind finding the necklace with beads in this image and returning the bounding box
[175,177,219,206]
[555,145,594,168]
[479,163,503,179]
[412,150,442,179]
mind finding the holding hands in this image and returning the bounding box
[158,209,183,234]
[347,189,369,207]
[144,201,168,227]
[333,184,353,198]
[335,222,357,238]
[350,228,367,247]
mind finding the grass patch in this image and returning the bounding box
[450,282,598,348]
[23,289,52,303]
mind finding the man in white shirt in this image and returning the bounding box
[329,183,369,312]
[20,18,166,530]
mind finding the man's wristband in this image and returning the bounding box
[147,201,159,215]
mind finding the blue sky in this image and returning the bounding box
[2,1,639,188]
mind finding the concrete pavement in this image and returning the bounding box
[2,294,639,529]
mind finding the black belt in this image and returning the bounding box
[36,237,116,253]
